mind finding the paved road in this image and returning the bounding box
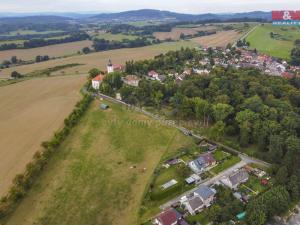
[159,160,248,210]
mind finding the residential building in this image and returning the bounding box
[221,169,249,190]
[194,185,216,207]
[92,74,105,90]
[184,196,204,215]
[188,153,216,174]
[182,185,216,215]
[122,75,140,87]
[154,208,189,225]
[148,70,159,79]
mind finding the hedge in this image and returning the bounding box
[0,94,93,219]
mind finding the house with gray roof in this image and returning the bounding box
[194,185,216,206]
[221,169,249,190]
[188,153,216,174]
[182,185,216,215]
[183,196,204,215]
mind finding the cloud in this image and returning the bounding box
[0,0,299,13]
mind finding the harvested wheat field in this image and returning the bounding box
[0,75,85,198]
[0,41,197,78]
[191,30,242,47]
[0,40,93,62]
[154,26,216,40]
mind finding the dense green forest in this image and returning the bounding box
[95,48,300,225]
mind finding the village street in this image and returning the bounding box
[160,159,248,210]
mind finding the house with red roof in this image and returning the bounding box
[92,74,105,89]
[282,72,294,79]
[148,70,159,79]
[154,208,189,225]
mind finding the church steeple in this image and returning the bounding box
[107,59,114,73]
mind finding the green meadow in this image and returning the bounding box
[246,24,300,59]
[2,100,192,225]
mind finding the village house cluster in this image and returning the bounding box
[91,46,300,94]
[150,139,271,225]
[91,59,141,90]
[200,46,300,79]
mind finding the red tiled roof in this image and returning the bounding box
[148,70,158,76]
[202,153,216,165]
[157,208,181,225]
[113,64,123,70]
[92,74,105,82]
[282,72,294,79]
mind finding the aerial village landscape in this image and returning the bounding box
[0,3,300,225]
[88,42,298,225]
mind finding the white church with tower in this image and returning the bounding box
[107,59,123,74]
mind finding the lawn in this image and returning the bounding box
[2,99,193,225]
[246,24,300,59]
[213,150,229,161]
[242,175,269,195]
[150,165,194,200]
[185,210,210,225]
[211,155,241,174]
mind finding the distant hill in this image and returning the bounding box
[0,15,72,25]
[0,9,272,25]
[90,9,271,22]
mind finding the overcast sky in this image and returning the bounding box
[0,0,299,13]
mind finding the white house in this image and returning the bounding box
[183,196,204,215]
[148,70,159,79]
[92,74,105,90]
[182,185,216,215]
[188,153,216,174]
[221,169,249,190]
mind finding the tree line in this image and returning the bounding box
[0,94,93,219]
[92,37,154,52]
[0,32,89,51]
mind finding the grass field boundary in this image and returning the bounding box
[233,24,259,47]
[0,90,93,221]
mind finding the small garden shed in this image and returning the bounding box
[100,103,109,110]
